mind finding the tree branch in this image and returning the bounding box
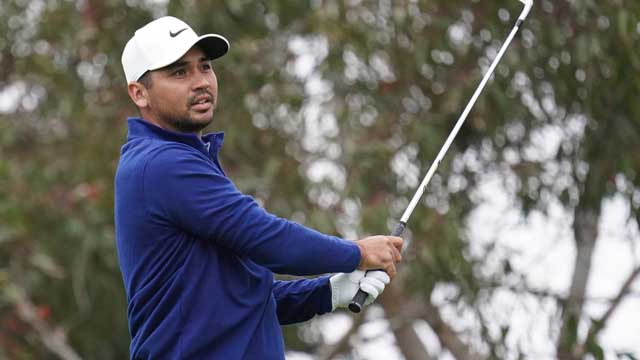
[379,280,439,360]
[316,312,366,360]
[578,264,640,357]
[596,265,640,326]
[420,299,484,360]
[380,278,482,360]
[13,288,82,360]
[557,203,600,360]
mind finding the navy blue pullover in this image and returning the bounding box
[114,118,360,359]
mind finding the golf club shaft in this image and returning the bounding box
[348,5,531,314]
[400,18,524,225]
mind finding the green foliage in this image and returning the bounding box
[618,352,639,360]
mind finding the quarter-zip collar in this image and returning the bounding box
[126,117,224,158]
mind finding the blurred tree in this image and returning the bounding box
[0,0,638,359]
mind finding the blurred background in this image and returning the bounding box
[1,0,639,359]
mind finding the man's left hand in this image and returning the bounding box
[329,270,390,311]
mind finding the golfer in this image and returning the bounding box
[115,16,403,359]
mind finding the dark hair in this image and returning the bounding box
[138,71,153,89]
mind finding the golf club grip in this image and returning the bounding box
[348,222,406,313]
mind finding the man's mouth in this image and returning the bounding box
[191,95,213,112]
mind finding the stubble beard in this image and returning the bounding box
[151,96,215,133]
[165,114,213,133]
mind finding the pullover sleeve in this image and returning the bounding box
[143,145,360,276]
[272,277,332,325]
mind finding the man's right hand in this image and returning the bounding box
[355,235,403,278]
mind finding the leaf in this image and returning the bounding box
[501,325,510,340]
[586,336,605,360]
[618,10,629,37]
[617,352,639,360]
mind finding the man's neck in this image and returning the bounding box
[141,114,202,138]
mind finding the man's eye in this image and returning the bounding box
[173,69,186,76]
[201,63,212,71]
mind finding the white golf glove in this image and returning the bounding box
[329,270,391,311]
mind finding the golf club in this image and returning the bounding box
[349,0,534,313]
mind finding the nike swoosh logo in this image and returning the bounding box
[169,28,188,37]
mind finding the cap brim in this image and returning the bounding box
[196,34,229,60]
[146,34,229,75]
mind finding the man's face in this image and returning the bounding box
[140,46,218,133]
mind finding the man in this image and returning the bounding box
[115,16,403,359]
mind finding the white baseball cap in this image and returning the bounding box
[121,16,229,83]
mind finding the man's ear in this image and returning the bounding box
[127,82,149,108]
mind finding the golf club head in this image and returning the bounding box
[518,0,533,21]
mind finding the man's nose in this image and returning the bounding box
[192,71,211,90]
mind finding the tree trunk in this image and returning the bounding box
[556,203,600,359]
[380,280,435,360]
[381,278,481,360]
[420,300,483,360]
